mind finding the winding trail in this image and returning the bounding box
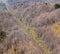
[5,3,51,54]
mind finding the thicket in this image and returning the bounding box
[0,30,6,41]
[54,4,60,9]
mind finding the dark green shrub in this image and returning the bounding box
[54,4,60,9]
[45,3,47,5]
[0,30,6,41]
